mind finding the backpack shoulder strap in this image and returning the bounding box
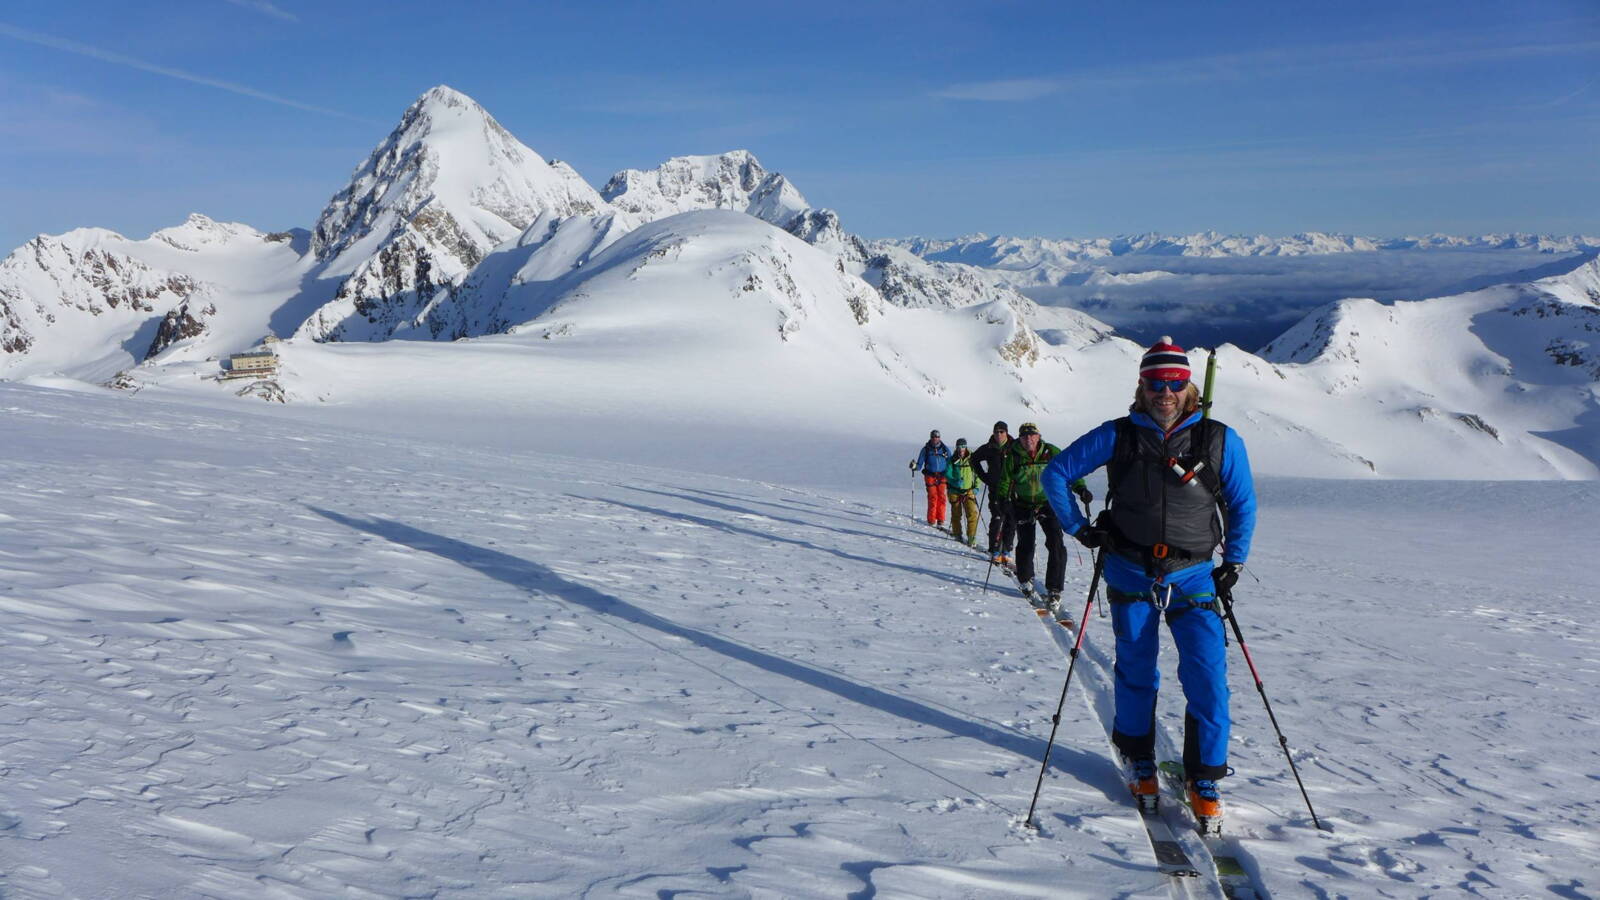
[1106,417,1139,504]
[1188,418,1228,511]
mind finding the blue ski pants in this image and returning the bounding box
[1104,554,1231,781]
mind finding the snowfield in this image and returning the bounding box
[2,382,1595,898]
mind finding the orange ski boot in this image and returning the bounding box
[1188,778,1224,835]
[1129,757,1159,813]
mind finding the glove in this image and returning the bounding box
[1212,562,1244,595]
[1073,524,1106,549]
[908,460,917,471]
[1073,485,1093,506]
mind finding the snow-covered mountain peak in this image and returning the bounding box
[0,229,206,369]
[309,85,608,266]
[1532,251,1600,301]
[296,86,618,342]
[601,150,809,228]
[409,84,479,114]
[418,208,884,344]
[1259,254,1600,372]
[17,227,127,252]
[1257,296,1387,366]
[151,214,268,252]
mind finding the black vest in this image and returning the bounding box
[1106,416,1228,574]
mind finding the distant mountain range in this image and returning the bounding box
[886,231,1600,266]
[2,85,1598,479]
[880,231,1600,351]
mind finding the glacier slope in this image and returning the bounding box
[0,382,1595,898]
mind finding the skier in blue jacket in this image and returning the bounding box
[1040,337,1257,832]
[909,430,952,526]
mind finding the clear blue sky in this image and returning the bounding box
[2,0,1596,252]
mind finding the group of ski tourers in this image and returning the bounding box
[913,421,1093,608]
[910,337,1264,836]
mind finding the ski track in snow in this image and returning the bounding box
[1,382,1597,899]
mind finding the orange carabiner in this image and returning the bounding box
[1152,543,1170,559]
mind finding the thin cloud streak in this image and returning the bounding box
[0,23,376,123]
[1530,76,1599,110]
[223,0,298,22]
[932,78,1059,102]
[935,36,1600,101]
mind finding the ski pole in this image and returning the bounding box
[1217,588,1329,832]
[1097,500,1110,618]
[1024,545,1106,830]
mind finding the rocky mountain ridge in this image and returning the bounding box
[296,86,620,343]
[3,86,1599,478]
[0,85,1070,397]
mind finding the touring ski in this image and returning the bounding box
[1013,573,1076,628]
[1158,761,1259,899]
[1021,587,1266,898]
[1121,757,1201,878]
[1027,607,1202,882]
[1138,806,1203,879]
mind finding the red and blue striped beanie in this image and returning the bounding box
[1139,336,1191,381]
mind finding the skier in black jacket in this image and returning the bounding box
[970,421,1015,564]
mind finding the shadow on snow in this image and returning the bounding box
[628,485,981,562]
[307,505,1120,806]
[585,495,989,591]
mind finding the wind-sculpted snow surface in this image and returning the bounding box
[1,382,1596,897]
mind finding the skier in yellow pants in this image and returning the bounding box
[947,438,981,547]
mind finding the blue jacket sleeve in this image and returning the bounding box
[1041,421,1119,536]
[1218,427,1256,564]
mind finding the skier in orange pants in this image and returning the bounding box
[909,429,950,526]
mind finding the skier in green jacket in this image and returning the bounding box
[946,439,980,547]
[999,422,1090,607]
